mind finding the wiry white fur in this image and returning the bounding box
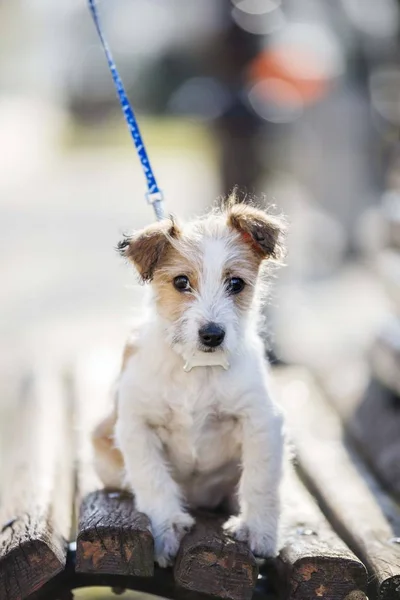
[97,213,285,567]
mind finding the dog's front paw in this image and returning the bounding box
[223,516,279,558]
[153,512,195,567]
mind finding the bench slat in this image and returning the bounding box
[0,373,73,600]
[274,367,400,600]
[73,356,154,577]
[277,464,367,600]
[174,512,258,600]
[323,366,400,498]
[77,489,153,576]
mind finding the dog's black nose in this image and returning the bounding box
[199,323,225,348]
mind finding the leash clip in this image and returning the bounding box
[146,190,165,221]
[146,191,164,205]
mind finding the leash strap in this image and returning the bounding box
[87,0,165,221]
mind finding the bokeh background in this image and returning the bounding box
[1,0,399,370]
[1,1,400,597]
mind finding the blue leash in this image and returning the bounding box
[87,0,165,221]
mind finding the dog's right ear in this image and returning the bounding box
[117,218,179,282]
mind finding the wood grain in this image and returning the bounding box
[0,372,73,600]
[277,464,367,600]
[73,353,154,576]
[273,367,400,600]
[174,511,258,600]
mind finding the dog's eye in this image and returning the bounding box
[173,275,191,292]
[226,277,245,295]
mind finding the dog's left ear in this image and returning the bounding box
[117,218,179,282]
[227,204,285,261]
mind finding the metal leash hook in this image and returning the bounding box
[146,191,165,221]
[87,0,165,222]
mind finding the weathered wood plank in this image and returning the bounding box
[370,320,400,398]
[273,367,400,600]
[323,364,400,499]
[276,464,367,600]
[73,353,154,577]
[174,511,258,600]
[0,373,73,600]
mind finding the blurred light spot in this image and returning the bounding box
[168,77,230,120]
[271,23,344,79]
[248,23,343,105]
[370,67,400,125]
[341,0,398,38]
[232,6,285,34]
[232,0,281,15]
[248,78,303,123]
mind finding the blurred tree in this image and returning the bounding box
[210,1,263,197]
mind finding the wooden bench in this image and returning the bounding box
[369,194,400,397]
[1,358,399,600]
[359,203,400,499]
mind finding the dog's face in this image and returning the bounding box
[118,202,284,359]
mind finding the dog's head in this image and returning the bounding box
[118,198,285,359]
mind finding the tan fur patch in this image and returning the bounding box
[233,279,257,312]
[152,241,201,322]
[121,340,137,370]
[224,234,262,312]
[92,408,124,472]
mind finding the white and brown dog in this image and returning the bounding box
[92,196,286,567]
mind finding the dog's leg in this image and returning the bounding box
[92,410,126,489]
[115,408,194,567]
[223,393,284,557]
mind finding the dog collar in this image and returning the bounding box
[183,352,230,372]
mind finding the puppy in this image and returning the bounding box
[92,196,286,567]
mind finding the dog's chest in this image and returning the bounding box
[155,398,241,480]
